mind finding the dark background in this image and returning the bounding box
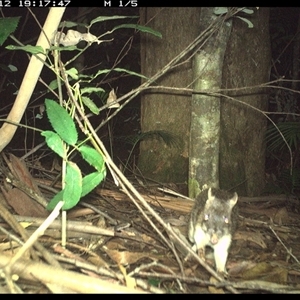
[0,7,300,193]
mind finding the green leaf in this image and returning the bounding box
[0,63,17,72]
[241,8,254,14]
[214,7,228,15]
[112,24,162,38]
[81,96,100,115]
[59,21,87,28]
[48,79,67,92]
[78,145,105,172]
[235,16,254,28]
[267,122,300,152]
[80,68,148,84]
[113,68,148,79]
[47,161,82,211]
[81,171,106,197]
[6,44,45,54]
[41,131,65,158]
[89,15,138,27]
[92,68,148,82]
[49,45,79,51]
[8,64,17,72]
[0,17,20,46]
[45,99,78,145]
[62,161,82,210]
[46,189,64,211]
[81,87,105,94]
[48,79,59,91]
[78,73,92,80]
[88,69,112,80]
[147,278,161,287]
[66,67,78,80]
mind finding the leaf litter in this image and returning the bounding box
[1,156,300,293]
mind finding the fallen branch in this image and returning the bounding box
[0,252,146,293]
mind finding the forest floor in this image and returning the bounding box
[0,154,300,294]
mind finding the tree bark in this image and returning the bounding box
[220,8,271,196]
[138,8,201,184]
[292,10,300,103]
[189,8,232,198]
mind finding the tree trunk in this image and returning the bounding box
[189,8,232,198]
[220,8,271,196]
[138,8,201,184]
[292,10,300,104]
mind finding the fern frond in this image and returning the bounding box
[123,130,182,149]
[266,122,300,152]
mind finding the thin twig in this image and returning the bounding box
[0,224,24,247]
[4,201,64,271]
[269,225,300,265]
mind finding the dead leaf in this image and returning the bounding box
[55,30,82,46]
[273,207,289,225]
[228,260,256,276]
[2,182,47,217]
[106,89,119,108]
[241,261,288,283]
[81,32,101,44]
[119,264,136,289]
[54,30,102,46]
[104,247,160,265]
[235,230,267,249]
[20,222,33,228]
[106,240,127,251]
[208,276,225,294]
[1,154,48,217]
[10,154,43,196]
[87,255,111,269]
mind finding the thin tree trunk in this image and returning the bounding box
[291,11,300,104]
[189,8,232,198]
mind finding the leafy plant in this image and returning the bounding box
[266,122,300,193]
[279,168,300,193]
[0,17,20,46]
[266,122,300,152]
[41,99,106,211]
[0,17,19,81]
[213,7,255,28]
[5,13,161,246]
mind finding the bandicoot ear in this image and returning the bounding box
[207,187,214,200]
[206,187,216,207]
[229,192,238,208]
